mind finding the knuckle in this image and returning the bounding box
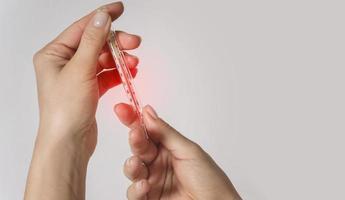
[130,171,140,181]
[126,188,130,199]
[156,118,173,130]
[33,42,75,72]
[32,50,47,73]
[189,142,204,156]
[126,186,132,199]
[71,20,83,32]
[123,157,138,180]
[123,159,129,173]
[32,50,43,67]
[44,42,75,59]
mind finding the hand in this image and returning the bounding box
[33,2,140,156]
[25,2,141,199]
[115,104,242,200]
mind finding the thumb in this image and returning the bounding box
[143,105,203,158]
[70,9,111,75]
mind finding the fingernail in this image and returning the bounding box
[93,10,109,27]
[146,105,158,119]
[136,180,144,190]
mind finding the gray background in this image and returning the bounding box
[0,0,344,199]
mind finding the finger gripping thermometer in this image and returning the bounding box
[107,30,148,138]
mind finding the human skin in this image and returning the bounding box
[115,104,242,200]
[24,2,141,199]
[24,1,241,200]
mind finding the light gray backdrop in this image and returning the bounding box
[0,0,344,199]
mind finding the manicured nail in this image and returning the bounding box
[93,10,109,27]
[136,180,144,190]
[146,105,158,119]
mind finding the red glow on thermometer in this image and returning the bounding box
[107,30,148,138]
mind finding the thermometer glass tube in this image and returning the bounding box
[107,30,148,138]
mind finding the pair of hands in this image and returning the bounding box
[24,2,241,200]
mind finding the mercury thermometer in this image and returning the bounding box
[107,29,148,138]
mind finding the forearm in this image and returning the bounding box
[24,129,90,200]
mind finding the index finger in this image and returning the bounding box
[53,2,124,50]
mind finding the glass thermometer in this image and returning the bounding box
[107,29,148,138]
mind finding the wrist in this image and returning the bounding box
[25,152,87,200]
[35,128,93,162]
[34,132,91,165]
[36,115,98,158]
[25,130,90,200]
